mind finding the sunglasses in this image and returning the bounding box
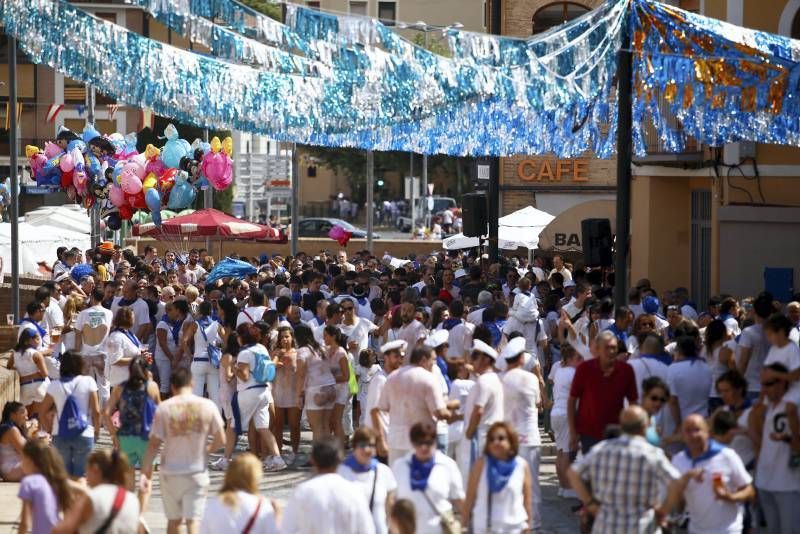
[648,395,667,403]
[354,441,376,450]
[414,440,436,448]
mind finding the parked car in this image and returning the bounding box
[295,218,381,239]
[396,196,458,232]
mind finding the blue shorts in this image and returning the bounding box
[53,434,94,478]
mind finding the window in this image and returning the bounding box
[378,1,396,26]
[350,1,368,15]
[306,1,320,9]
[532,2,590,34]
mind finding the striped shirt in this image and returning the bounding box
[574,435,679,534]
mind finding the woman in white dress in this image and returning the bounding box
[464,421,532,534]
[294,325,336,442]
[201,453,279,533]
[105,308,145,392]
[323,326,351,445]
[271,326,301,464]
[12,329,50,414]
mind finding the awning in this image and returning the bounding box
[442,206,555,251]
[537,199,616,252]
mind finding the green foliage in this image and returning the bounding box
[237,0,282,20]
[412,32,452,57]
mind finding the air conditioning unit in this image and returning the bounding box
[723,141,756,165]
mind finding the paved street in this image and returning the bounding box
[0,430,579,533]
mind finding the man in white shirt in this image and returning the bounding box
[738,294,774,399]
[459,340,504,481]
[501,337,543,530]
[51,249,77,280]
[396,302,427,355]
[549,255,572,282]
[562,282,591,320]
[368,340,406,461]
[36,284,64,336]
[111,280,152,342]
[236,288,268,327]
[185,249,207,279]
[338,297,377,353]
[74,288,114,406]
[787,301,800,345]
[669,415,754,533]
[439,300,473,363]
[466,291,494,326]
[284,438,374,534]
[628,333,671,401]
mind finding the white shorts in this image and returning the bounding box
[160,472,209,520]
[334,382,351,405]
[305,384,336,411]
[20,378,49,406]
[551,412,570,452]
[237,386,270,430]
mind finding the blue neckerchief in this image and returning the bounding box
[605,324,628,346]
[278,315,287,323]
[313,317,325,326]
[442,318,461,331]
[685,439,726,467]
[117,297,138,307]
[641,352,672,366]
[437,356,452,393]
[114,328,140,348]
[20,318,47,339]
[409,454,436,491]
[486,321,504,348]
[521,291,531,297]
[719,313,732,322]
[728,398,753,413]
[344,453,377,473]
[162,316,183,345]
[356,296,369,306]
[291,291,302,305]
[211,311,220,322]
[486,454,517,493]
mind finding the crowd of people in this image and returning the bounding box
[2,242,799,533]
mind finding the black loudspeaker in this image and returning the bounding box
[581,218,613,266]
[461,193,488,238]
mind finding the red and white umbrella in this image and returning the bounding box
[132,208,280,240]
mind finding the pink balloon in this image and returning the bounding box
[122,160,146,180]
[73,170,88,196]
[145,158,167,178]
[120,172,143,195]
[109,185,126,207]
[201,152,233,191]
[43,142,61,159]
[60,153,74,172]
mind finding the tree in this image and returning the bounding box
[237,0,282,21]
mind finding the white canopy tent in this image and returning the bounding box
[23,205,92,235]
[0,222,90,276]
[443,206,555,251]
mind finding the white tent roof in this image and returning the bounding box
[0,222,91,276]
[443,205,555,251]
[23,205,91,235]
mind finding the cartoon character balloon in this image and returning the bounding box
[160,124,191,168]
[167,171,196,210]
[200,136,234,191]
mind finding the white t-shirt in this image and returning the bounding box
[339,317,377,353]
[765,341,800,399]
[365,370,388,432]
[78,484,140,534]
[337,463,397,534]
[392,451,465,533]
[755,396,800,492]
[46,376,98,437]
[445,321,474,360]
[104,331,140,386]
[628,355,670,402]
[236,306,267,327]
[723,316,741,337]
[237,344,270,391]
[551,365,576,417]
[667,359,712,419]
[282,473,375,534]
[704,345,729,397]
[672,446,752,534]
[463,371,504,437]
[75,305,113,355]
[447,378,474,443]
[44,299,65,332]
[193,318,222,361]
[155,320,180,362]
[738,324,770,392]
[200,492,279,534]
[111,297,150,333]
[466,307,487,326]
[502,368,541,446]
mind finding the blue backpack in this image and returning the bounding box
[58,378,88,439]
[251,349,276,384]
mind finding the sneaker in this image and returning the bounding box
[265,455,287,472]
[209,457,229,471]
[283,451,296,465]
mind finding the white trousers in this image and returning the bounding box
[519,445,542,530]
[191,360,220,404]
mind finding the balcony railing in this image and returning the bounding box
[633,89,705,165]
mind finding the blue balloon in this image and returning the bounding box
[167,176,196,210]
[145,187,161,212]
[161,138,191,168]
[152,210,162,228]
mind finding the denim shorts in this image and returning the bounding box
[53,434,94,478]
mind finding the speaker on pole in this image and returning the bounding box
[581,218,613,267]
[462,193,488,238]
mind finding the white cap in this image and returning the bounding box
[471,339,498,360]
[564,279,577,288]
[424,329,449,348]
[453,269,467,279]
[381,340,408,354]
[501,336,526,360]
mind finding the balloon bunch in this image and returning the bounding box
[26,123,234,230]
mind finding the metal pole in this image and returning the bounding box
[487,0,502,263]
[86,85,100,247]
[8,37,20,321]
[422,32,429,231]
[203,129,211,251]
[409,154,415,235]
[366,150,374,252]
[614,46,633,308]
[291,143,299,256]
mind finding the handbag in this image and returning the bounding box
[421,489,462,534]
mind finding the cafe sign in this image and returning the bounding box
[517,158,589,183]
